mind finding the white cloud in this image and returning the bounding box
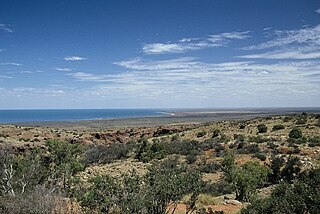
[55,67,72,72]
[66,58,320,105]
[3,57,319,107]
[239,50,320,59]
[0,23,13,33]
[0,87,65,96]
[64,56,87,61]
[0,75,12,79]
[240,24,320,60]
[0,62,22,66]
[244,25,320,50]
[20,70,43,74]
[0,49,7,52]
[316,9,320,14]
[68,72,108,81]
[142,31,250,54]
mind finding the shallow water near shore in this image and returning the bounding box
[0,109,169,123]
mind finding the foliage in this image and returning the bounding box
[308,136,320,147]
[0,186,66,214]
[272,124,285,131]
[79,159,203,214]
[45,140,85,189]
[253,152,266,161]
[212,129,221,138]
[136,140,201,163]
[238,143,261,154]
[80,174,120,213]
[197,131,207,138]
[221,151,235,183]
[241,168,320,214]
[0,149,47,197]
[257,124,268,133]
[231,162,270,202]
[84,143,130,164]
[268,156,301,184]
[186,150,199,164]
[289,127,302,139]
[281,156,301,183]
[234,134,245,143]
[222,152,270,202]
[268,156,285,184]
[144,159,203,214]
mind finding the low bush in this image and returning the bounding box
[197,131,207,138]
[242,168,320,214]
[257,124,268,133]
[253,153,267,161]
[85,143,130,164]
[211,129,221,138]
[289,127,303,139]
[272,124,285,131]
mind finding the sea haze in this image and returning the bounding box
[0,109,168,123]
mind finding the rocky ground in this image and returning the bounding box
[1,112,320,213]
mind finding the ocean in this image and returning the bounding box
[0,109,168,123]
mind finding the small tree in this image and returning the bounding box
[231,162,270,202]
[268,156,285,184]
[45,140,85,190]
[144,159,203,214]
[221,151,236,183]
[257,124,267,133]
[80,175,120,213]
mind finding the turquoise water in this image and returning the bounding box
[0,109,168,123]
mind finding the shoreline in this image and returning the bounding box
[8,108,320,130]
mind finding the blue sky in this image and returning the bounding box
[0,0,320,109]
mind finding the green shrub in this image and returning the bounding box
[289,127,302,139]
[238,143,261,154]
[272,124,285,131]
[257,124,267,133]
[248,136,269,143]
[253,153,267,161]
[268,156,285,184]
[308,136,320,147]
[197,131,207,138]
[241,168,320,214]
[231,162,270,202]
[281,156,301,183]
[234,134,245,143]
[186,150,199,164]
[239,123,246,129]
[145,159,203,213]
[84,143,130,164]
[212,129,221,138]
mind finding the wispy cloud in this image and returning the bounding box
[240,24,320,61]
[20,70,44,74]
[66,57,320,106]
[239,49,320,59]
[68,72,108,81]
[0,75,12,80]
[0,49,7,52]
[142,31,250,54]
[316,9,320,14]
[64,56,87,61]
[0,87,65,96]
[0,62,22,66]
[244,25,320,50]
[55,67,72,72]
[0,23,13,33]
